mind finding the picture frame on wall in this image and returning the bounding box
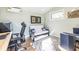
[31,16,41,24]
[31,16,36,23]
[36,17,41,23]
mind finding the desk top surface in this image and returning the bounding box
[0,32,12,51]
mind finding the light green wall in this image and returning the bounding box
[44,8,79,37]
[0,7,45,37]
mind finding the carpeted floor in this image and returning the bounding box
[8,36,60,51]
[32,36,60,51]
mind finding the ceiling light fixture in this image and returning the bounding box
[8,7,22,13]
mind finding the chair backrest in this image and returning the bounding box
[20,22,26,37]
[73,28,79,34]
[30,25,44,32]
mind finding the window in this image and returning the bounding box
[52,11,64,20]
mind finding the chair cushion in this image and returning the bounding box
[34,30,49,36]
[34,34,48,41]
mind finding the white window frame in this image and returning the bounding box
[52,9,65,21]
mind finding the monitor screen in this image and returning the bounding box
[73,28,79,34]
[0,22,11,33]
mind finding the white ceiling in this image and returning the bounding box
[20,7,75,14]
[7,7,79,14]
[21,7,52,14]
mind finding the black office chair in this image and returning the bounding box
[8,22,26,51]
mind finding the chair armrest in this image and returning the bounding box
[29,29,35,36]
[11,33,19,39]
[45,28,49,31]
[12,33,19,37]
[42,28,49,31]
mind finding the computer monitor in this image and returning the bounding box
[0,22,11,33]
[73,28,79,34]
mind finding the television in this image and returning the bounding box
[0,22,11,33]
[73,28,79,34]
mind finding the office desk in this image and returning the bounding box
[0,32,12,51]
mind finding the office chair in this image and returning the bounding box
[60,32,75,51]
[29,25,49,42]
[8,22,26,51]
